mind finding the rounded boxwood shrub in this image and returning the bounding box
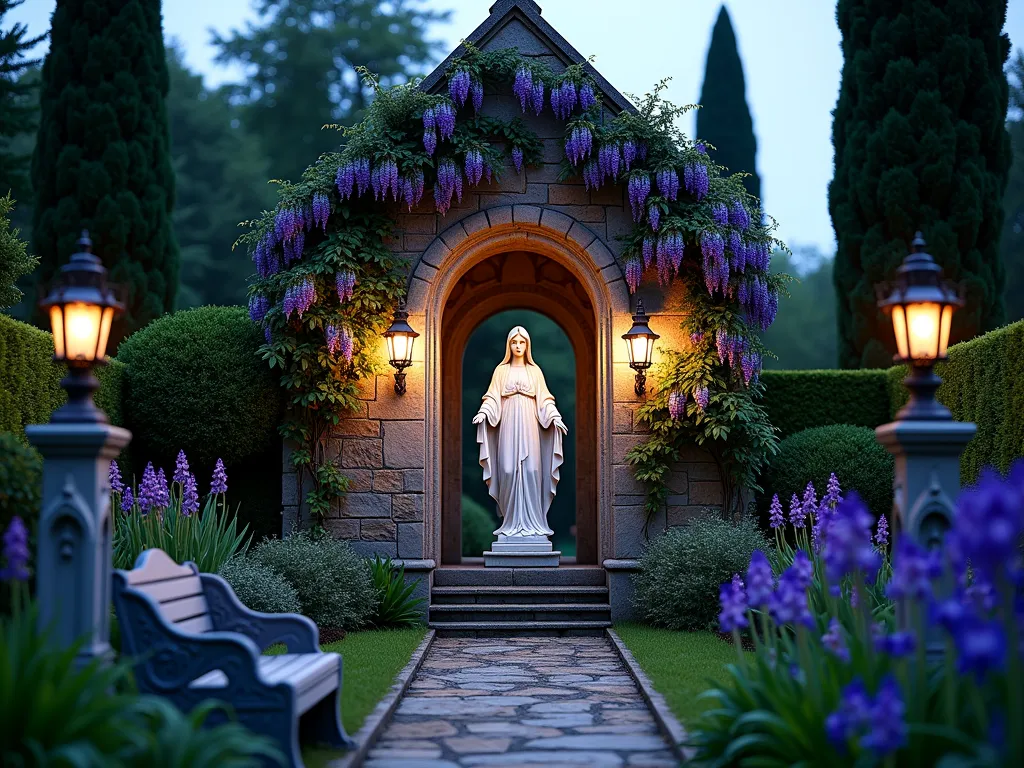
[250,532,376,630]
[633,515,768,631]
[762,424,895,520]
[0,431,41,532]
[218,556,301,615]
[116,306,282,467]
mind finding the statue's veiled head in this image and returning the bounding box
[500,326,536,365]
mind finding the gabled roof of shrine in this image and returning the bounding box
[419,0,637,115]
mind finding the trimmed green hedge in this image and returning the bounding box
[889,321,1024,483]
[0,313,125,436]
[762,319,1024,485]
[760,369,891,439]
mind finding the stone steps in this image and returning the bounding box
[429,620,611,637]
[431,585,610,604]
[429,567,611,636]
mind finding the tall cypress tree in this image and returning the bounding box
[31,0,177,336]
[696,5,761,201]
[1001,50,1023,323]
[0,0,44,205]
[830,0,1011,369]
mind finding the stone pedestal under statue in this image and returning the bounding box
[473,326,567,568]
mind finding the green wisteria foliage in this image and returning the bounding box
[239,45,786,527]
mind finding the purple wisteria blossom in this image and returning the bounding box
[728,198,751,230]
[579,82,597,110]
[745,550,774,607]
[700,231,727,295]
[325,324,340,356]
[768,494,784,529]
[647,202,660,232]
[211,459,228,495]
[598,143,621,182]
[434,157,460,215]
[251,234,279,279]
[182,473,199,517]
[435,103,456,140]
[173,450,190,486]
[512,146,524,173]
[109,460,123,494]
[822,618,850,662]
[711,202,729,228]
[311,192,330,231]
[551,79,578,120]
[401,170,426,211]
[683,160,709,200]
[283,278,316,319]
[627,173,651,222]
[622,140,638,171]
[641,237,655,269]
[718,574,748,631]
[656,168,679,201]
[565,125,593,165]
[513,66,533,112]
[624,257,642,294]
[471,79,484,113]
[423,126,437,156]
[449,69,471,107]
[339,327,354,363]
[465,149,485,185]
[1,516,30,582]
[336,270,356,303]
[693,384,710,412]
[249,294,269,324]
[531,80,545,115]
[582,159,601,191]
[668,390,686,420]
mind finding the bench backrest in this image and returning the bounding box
[123,549,212,634]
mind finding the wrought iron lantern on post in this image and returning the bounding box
[874,232,975,551]
[622,298,659,397]
[25,231,132,668]
[384,297,420,395]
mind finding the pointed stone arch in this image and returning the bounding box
[405,204,628,563]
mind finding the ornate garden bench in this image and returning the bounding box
[112,548,354,767]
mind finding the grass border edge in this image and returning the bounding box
[606,627,691,763]
[330,628,436,768]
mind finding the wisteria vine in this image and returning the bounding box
[238,46,787,527]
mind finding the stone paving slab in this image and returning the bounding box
[365,637,677,768]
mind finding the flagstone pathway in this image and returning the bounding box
[364,636,677,767]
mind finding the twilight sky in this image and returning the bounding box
[11,0,1024,256]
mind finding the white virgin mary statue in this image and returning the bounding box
[473,327,568,549]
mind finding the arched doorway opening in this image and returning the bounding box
[440,250,598,564]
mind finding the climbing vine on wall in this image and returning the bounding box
[239,44,786,528]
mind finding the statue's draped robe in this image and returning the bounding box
[476,363,563,537]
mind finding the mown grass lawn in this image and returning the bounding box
[266,626,428,767]
[614,623,745,725]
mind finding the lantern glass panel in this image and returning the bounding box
[97,306,115,360]
[50,306,66,359]
[64,301,103,362]
[388,333,413,365]
[906,301,942,360]
[938,304,953,358]
[891,305,909,360]
[635,335,652,366]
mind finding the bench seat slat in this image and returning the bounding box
[157,595,209,624]
[134,575,204,603]
[175,614,213,634]
[190,654,339,714]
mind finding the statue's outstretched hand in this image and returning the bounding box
[472,413,487,425]
[553,417,568,435]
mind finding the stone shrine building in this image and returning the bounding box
[281,0,726,625]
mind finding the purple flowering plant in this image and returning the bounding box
[110,452,251,574]
[690,464,1024,766]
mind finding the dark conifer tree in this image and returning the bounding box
[1001,50,1023,323]
[696,5,761,201]
[0,0,44,203]
[830,0,1011,368]
[31,0,177,336]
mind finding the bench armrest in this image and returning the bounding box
[200,572,320,653]
[112,580,262,693]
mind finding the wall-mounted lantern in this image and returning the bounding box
[38,231,124,423]
[876,231,963,420]
[384,297,419,395]
[622,298,659,397]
